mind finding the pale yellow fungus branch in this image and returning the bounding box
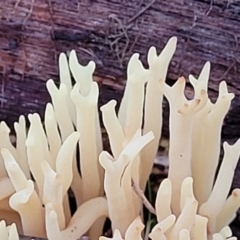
[180,177,196,211]
[179,229,190,240]
[1,149,28,192]
[121,53,148,141]
[56,132,80,197]
[46,80,74,141]
[219,226,233,239]
[99,151,137,235]
[199,139,240,235]
[101,100,124,159]
[141,36,177,189]
[159,76,207,215]
[155,179,172,222]
[46,80,82,206]
[69,50,103,159]
[192,81,235,205]
[26,114,48,199]
[14,116,29,179]
[55,131,80,224]
[0,220,8,239]
[2,145,45,237]
[71,82,103,202]
[121,129,154,185]
[125,216,144,240]
[9,180,45,238]
[167,191,198,240]
[149,215,176,240]
[194,215,208,240]
[0,178,15,201]
[99,216,144,240]
[44,103,62,167]
[29,113,52,164]
[99,130,154,235]
[42,160,65,230]
[69,50,95,96]
[59,53,76,125]
[118,53,148,132]
[8,223,19,240]
[216,189,240,232]
[189,61,211,98]
[45,197,108,240]
[0,221,19,240]
[0,122,18,179]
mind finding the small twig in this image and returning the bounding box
[212,60,236,82]
[127,0,157,24]
[21,37,27,81]
[78,47,103,66]
[120,35,130,64]
[138,0,145,7]
[108,32,127,40]
[108,14,130,66]
[109,14,129,41]
[45,0,58,63]
[126,31,140,56]
[124,20,142,58]
[1,65,6,108]
[22,0,35,28]
[109,36,122,48]
[108,21,132,39]
[14,0,21,10]
[47,0,53,14]
[177,9,197,75]
[226,0,234,8]
[205,0,214,16]
[109,36,122,63]
[132,179,156,215]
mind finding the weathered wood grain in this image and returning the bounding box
[0,0,239,132]
[0,0,240,239]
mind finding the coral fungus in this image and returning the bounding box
[0,37,239,240]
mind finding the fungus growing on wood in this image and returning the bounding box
[0,36,239,240]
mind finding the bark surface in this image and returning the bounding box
[0,0,239,134]
[0,0,240,239]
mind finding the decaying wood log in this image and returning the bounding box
[19,235,46,240]
[0,0,240,239]
[0,0,239,136]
